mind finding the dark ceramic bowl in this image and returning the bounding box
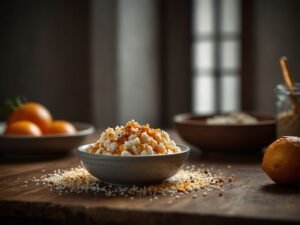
[0,122,95,156]
[174,113,276,154]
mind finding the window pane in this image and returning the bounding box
[193,74,215,114]
[220,40,240,70]
[193,0,214,34]
[220,75,240,112]
[193,41,215,70]
[193,0,241,115]
[221,0,241,33]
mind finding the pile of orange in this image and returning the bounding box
[4,100,76,136]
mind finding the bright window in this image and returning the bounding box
[193,0,241,114]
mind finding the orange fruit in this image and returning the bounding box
[7,102,52,133]
[262,136,300,184]
[45,120,76,135]
[4,120,42,136]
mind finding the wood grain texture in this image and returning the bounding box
[0,131,300,225]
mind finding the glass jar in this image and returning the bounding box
[275,83,300,137]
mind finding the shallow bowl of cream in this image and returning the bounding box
[174,112,276,154]
[77,144,190,185]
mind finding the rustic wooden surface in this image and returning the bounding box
[0,130,300,225]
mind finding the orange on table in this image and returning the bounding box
[4,120,42,136]
[262,136,300,184]
[45,120,76,135]
[7,102,52,133]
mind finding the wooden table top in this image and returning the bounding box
[0,130,300,225]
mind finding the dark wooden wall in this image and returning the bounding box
[0,0,192,127]
[160,0,192,127]
[2,0,299,126]
[242,0,300,113]
[0,0,91,122]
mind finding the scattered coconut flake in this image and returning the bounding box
[168,200,173,204]
[30,165,233,199]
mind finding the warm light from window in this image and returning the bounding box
[193,0,241,114]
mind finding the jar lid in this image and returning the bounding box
[275,83,300,95]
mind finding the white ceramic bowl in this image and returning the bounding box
[77,144,190,185]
